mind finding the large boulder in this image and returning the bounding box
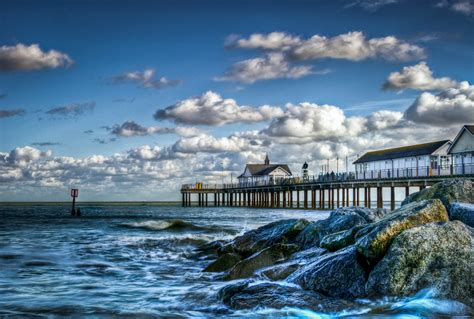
[222,219,309,257]
[295,212,368,249]
[356,199,449,263]
[449,203,474,227]
[319,225,364,252]
[225,244,298,280]
[366,221,474,308]
[288,246,367,298]
[331,206,390,223]
[258,247,327,281]
[402,179,474,212]
[203,253,242,272]
[220,282,358,312]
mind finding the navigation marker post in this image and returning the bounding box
[71,189,79,216]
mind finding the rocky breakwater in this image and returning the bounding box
[198,179,474,314]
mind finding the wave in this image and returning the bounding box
[121,219,234,234]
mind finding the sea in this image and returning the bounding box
[0,203,471,318]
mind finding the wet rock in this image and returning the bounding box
[295,213,367,249]
[319,225,364,252]
[289,246,367,298]
[227,219,309,257]
[290,247,327,261]
[217,280,250,304]
[222,282,358,312]
[402,179,474,212]
[449,203,474,227]
[258,260,301,281]
[331,206,390,223]
[356,199,449,263]
[203,253,242,272]
[226,244,298,280]
[366,221,474,308]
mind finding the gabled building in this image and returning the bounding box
[448,125,474,175]
[353,140,452,179]
[238,154,292,185]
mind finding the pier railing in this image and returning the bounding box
[181,163,473,191]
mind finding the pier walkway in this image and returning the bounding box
[181,164,474,210]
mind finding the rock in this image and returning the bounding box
[449,203,474,227]
[258,260,301,280]
[203,253,242,272]
[226,244,298,280]
[288,246,367,298]
[319,225,364,252]
[331,206,390,223]
[402,179,474,212]
[366,221,474,308]
[221,282,358,312]
[227,219,309,257]
[295,213,368,249]
[356,199,449,263]
[290,247,327,261]
[217,280,250,304]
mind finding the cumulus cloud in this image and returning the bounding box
[0,44,73,72]
[263,102,368,142]
[366,110,404,130]
[221,31,424,82]
[216,52,314,83]
[383,62,458,91]
[154,91,284,126]
[171,134,252,154]
[45,102,95,118]
[405,81,474,125]
[0,146,52,167]
[290,32,425,62]
[108,69,181,89]
[107,120,202,137]
[0,108,25,118]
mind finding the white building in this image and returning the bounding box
[448,125,474,175]
[353,140,452,179]
[237,154,292,185]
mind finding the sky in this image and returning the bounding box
[0,0,473,201]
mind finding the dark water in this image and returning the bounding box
[0,204,471,318]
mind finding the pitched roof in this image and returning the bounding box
[465,125,474,134]
[353,140,450,164]
[239,164,292,177]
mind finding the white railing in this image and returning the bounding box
[181,163,473,190]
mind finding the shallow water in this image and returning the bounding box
[0,204,471,318]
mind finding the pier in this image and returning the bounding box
[181,165,474,210]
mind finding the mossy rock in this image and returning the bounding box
[356,199,449,263]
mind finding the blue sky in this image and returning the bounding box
[0,0,473,200]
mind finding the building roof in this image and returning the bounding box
[238,164,292,178]
[465,125,474,134]
[353,140,450,164]
[448,125,474,154]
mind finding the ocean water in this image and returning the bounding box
[0,204,471,318]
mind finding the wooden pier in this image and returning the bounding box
[181,173,474,210]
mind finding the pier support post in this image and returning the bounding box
[346,188,350,206]
[377,187,383,208]
[390,186,395,211]
[289,191,293,208]
[277,191,281,208]
[331,188,335,209]
[353,188,356,206]
[297,190,300,208]
[304,190,308,209]
[405,186,410,198]
[341,188,345,207]
[312,189,316,209]
[367,187,371,208]
[205,193,208,206]
[282,191,286,208]
[356,188,360,206]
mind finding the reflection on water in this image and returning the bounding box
[0,204,471,318]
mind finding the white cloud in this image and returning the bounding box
[366,110,404,130]
[1,146,52,167]
[263,102,368,141]
[383,62,458,91]
[405,81,474,125]
[345,0,400,11]
[171,134,252,154]
[225,32,302,50]
[0,44,73,72]
[451,0,474,15]
[216,52,314,83]
[154,91,284,125]
[290,31,425,62]
[220,31,424,83]
[108,120,203,137]
[109,69,181,89]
